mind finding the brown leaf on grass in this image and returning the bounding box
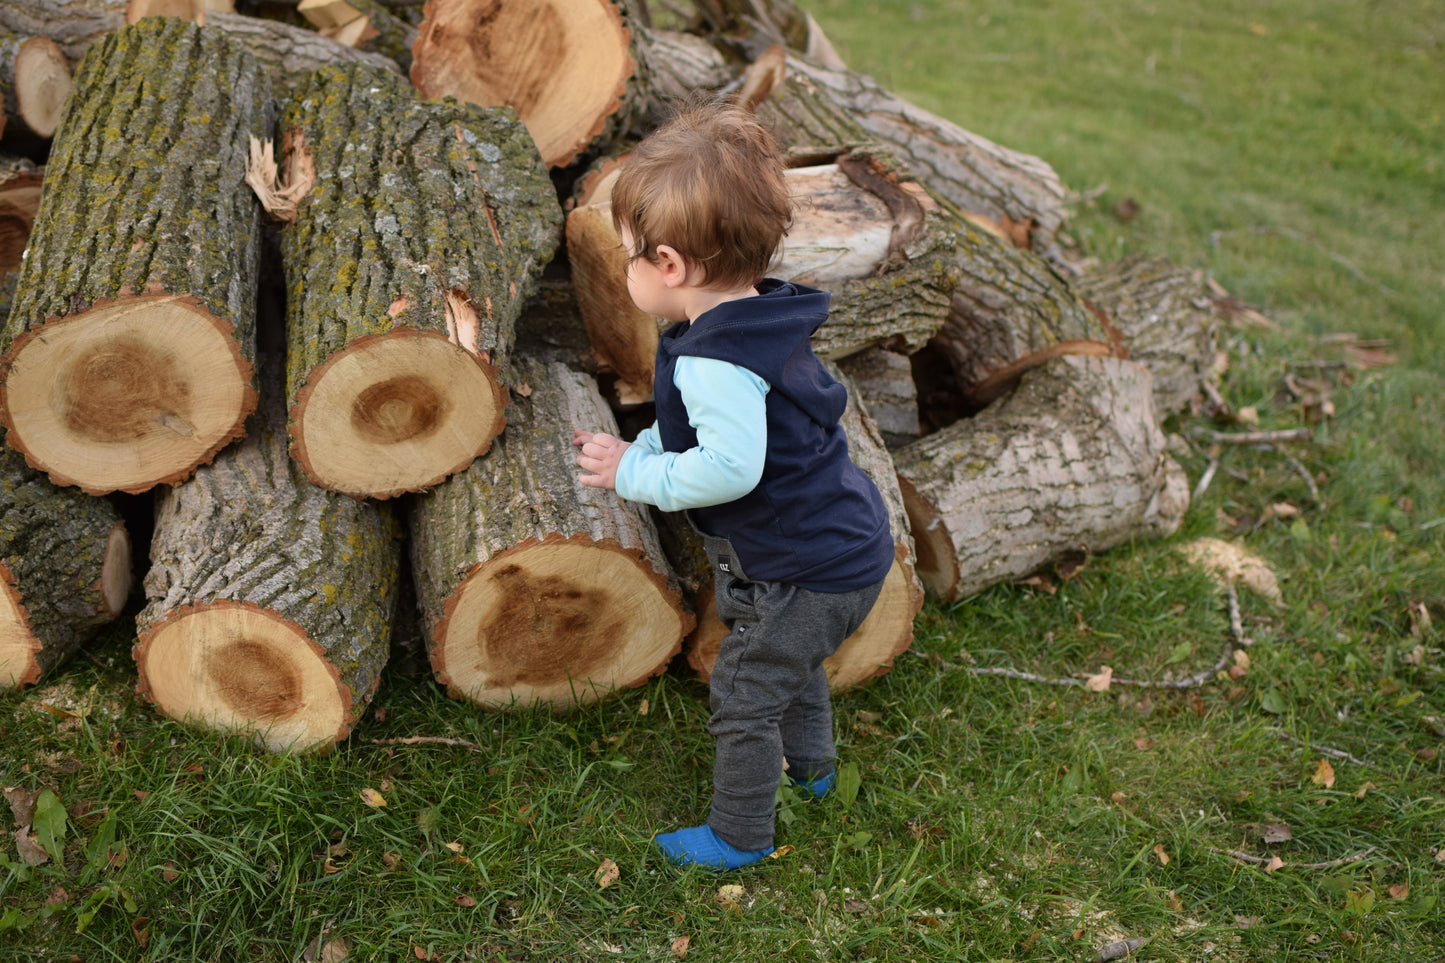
[1016,574,1058,594]
[1312,758,1336,789]
[1417,748,1438,763]
[1389,883,1409,900]
[1261,823,1293,844]
[45,886,70,906]
[843,897,869,913]
[1084,666,1113,692]
[1180,537,1283,605]
[715,884,745,910]
[1234,915,1258,929]
[359,788,387,808]
[670,935,691,959]
[595,858,620,889]
[161,861,180,881]
[1265,856,1285,873]
[132,915,151,949]
[319,938,350,963]
[1436,848,1445,865]
[456,894,476,907]
[1154,844,1170,865]
[1354,782,1375,800]
[4,786,40,827]
[14,828,48,865]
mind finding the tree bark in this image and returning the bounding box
[893,355,1189,603]
[0,156,42,279]
[675,362,924,691]
[1072,254,1221,416]
[566,148,954,403]
[295,0,416,72]
[0,447,132,691]
[0,18,269,495]
[782,53,1070,253]
[197,8,403,87]
[411,0,641,169]
[0,32,72,143]
[277,61,562,499]
[135,357,404,753]
[0,0,127,62]
[408,356,692,710]
[835,345,920,447]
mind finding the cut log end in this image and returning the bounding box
[14,36,72,139]
[0,575,40,690]
[135,601,353,753]
[289,329,507,499]
[101,523,134,616]
[687,556,923,691]
[1,295,256,494]
[433,534,687,710]
[411,0,635,168]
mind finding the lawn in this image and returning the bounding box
[3,1,1443,961]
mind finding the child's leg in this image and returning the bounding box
[780,666,835,787]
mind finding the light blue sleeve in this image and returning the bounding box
[615,356,768,511]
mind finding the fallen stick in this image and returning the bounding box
[365,736,484,752]
[1222,846,1376,870]
[1194,427,1313,446]
[1272,729,1369,767]
[1093,937,1150,962]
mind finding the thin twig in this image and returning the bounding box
[965,666,1081,687]
[1192,457,1220,502]
[1283,451,1322,506]
[1222,846,1377,870]
[1272,729,1369,766]
[1093,937,1150,962]
[365,736,485,752]
[1193,427,1314,446]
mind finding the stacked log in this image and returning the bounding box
[276,61,562,499]
[0,447,132,691]
[134,358,403,753]
[0,156,42,279]
[408,356,692,709]
[0,31,72,146]
[0,18,270,495]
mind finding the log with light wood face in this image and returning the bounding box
[410,0,638,169]
[0,31,71,143]
[0,19,270,496]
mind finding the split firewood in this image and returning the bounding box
[135,356,404,753]
[0,32,71,144]
[274,61,562,499]
[0,0,127,63]
[894,355,1190,603]
[0,447,133,691]
[196,9,404,87]
[567,148,954,403]
[0,156,41,279]
[1072,253,1221,415]
[408,356,692,710]
[411,0,640,168]
[125,0,235,24]
[295,0,416,72]
[0,19,270,495]
[676,362,924,690]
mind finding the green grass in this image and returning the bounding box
[4,1,1444,960]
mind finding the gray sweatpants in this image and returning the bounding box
[702,536,885,851]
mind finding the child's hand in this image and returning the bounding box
[573,430,630,491]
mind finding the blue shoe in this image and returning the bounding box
[789,771,835,800]
[655,825,772,870]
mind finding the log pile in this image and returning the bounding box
[0,2,1228,753]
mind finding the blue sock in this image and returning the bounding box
[654,825,772,870]
[789,771,835,799]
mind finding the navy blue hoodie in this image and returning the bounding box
[654,280,895,592]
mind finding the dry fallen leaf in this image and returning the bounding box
[1354,782,1375,800]
[1261,822,1293,844]
[716,884,745,910]
[670,935,690,959]
[1084,666,1114,692]
[1180,537,1284,605]
[359,788,387,808]
[319,938,350,963]
[4,787,40,827]
[595,858,620,889]
[1312,758,1336,789]
[1265,856,1285,873]
[14,828,49,866]
[1154,844,1170,866]
[1389,883,1409,900]
[455,894,476,907]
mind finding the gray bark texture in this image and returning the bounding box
[0,446,130,690]
[136,356,404,751]
[408,355,690,709]
[0,0,126,62]
[893,355,1190,603]
[199,9,404,88]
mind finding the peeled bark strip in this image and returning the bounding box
[411,0,639,169]
[1073,254,1220,416]
[784,54,1069,252]
[681,363,923,691]
[0,19,268,495]
[135,358,403,753]
[0,32,72,142]
[197,9,403,87]
[408,357,691,710]
[0,156,42,279]
[567,149,953,403]
[894,355,1190,603]
[0,447,132,691]
[0,0,127,62]
[279,62,561,499]
[931,217,1125,409]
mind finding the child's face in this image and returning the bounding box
[620,226,689,323]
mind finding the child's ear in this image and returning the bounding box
[652,244,691,288]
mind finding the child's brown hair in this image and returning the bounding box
[611,99,792,290]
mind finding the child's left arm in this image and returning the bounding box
[573,429,631,491]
